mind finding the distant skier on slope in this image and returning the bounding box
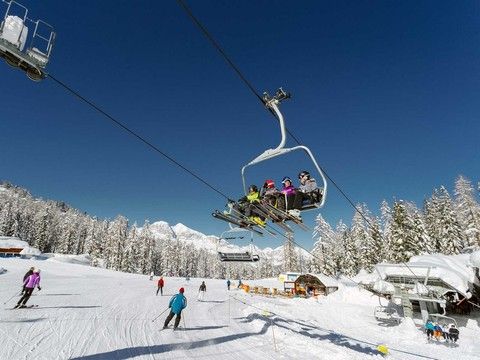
[21,266,34,295]
[157,276,164,296]
[149,271,154,281]
[198,281,206,301]
[15,268,41,308]
[227,279,231,291]
[163,288,187,330]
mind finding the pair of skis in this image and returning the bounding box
[212,205,278,236]
[213,201,309,235]
[258,203,309,231]
[10,304,38,310]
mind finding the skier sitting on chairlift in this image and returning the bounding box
[292,171,323,212]
[260,179,281,208]
[277,177,296,212]
[233,185,266,226]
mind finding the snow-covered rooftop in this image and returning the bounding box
[375,252,480,296]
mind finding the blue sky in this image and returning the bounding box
[1,1,479,249]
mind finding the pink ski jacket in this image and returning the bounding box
[23,273,41,289]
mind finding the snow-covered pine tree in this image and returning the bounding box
[311,213,336,274]
[435,186,463,254]
[138,220,155,274]
[340,225,358,276]
[454,175,480,248]
[104,215,128,270]
[407,202,432,254]
[389,200,419,262]
[351,204,373,271]
[121,225,139,273]
[380,200,394,262]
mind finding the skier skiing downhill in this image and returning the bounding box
[21,266,35,295]
[198,281,206,301]
[163,288,187,330]
[157,276,164,296]
[15,268,41,308]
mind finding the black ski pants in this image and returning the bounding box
[156,286,163,296]
[164,311,181,329]
[17,287,34,306]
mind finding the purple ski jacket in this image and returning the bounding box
[281,185,296,196]
[23,273,41,289]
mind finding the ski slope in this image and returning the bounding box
[1,258,479,360]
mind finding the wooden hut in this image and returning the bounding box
[294,273,338,296]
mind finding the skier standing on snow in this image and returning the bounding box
[163,288,187,330]
[198,281,206,301]
[157,276,164,296]
[149,271,154,281]
[15,268,41,308]
[227,279,231,291]
[21,266,34,295]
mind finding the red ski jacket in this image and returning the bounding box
[158,278,164,287]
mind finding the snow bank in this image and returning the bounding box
[373,279,395,294]
[470,251,480,268]
[45,253,92,266]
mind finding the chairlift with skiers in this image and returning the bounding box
[241,88,327,212]
[212,88,327,234]
[0,0,55,81]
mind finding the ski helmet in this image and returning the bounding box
[248,185,258,192]
[298,170,310,179]
[264,179,275,189]
[179,287,185,293]
[33,268,40,273]
[281,176,292,184]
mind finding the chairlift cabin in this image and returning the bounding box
[241,88,327,213]
[0,0,55,81]
[216,228,260,263]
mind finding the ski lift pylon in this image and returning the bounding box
[0,0,55,81]
[241,88,327,211]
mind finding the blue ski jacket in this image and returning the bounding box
[169,293,187,315]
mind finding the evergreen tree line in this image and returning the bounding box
[311,176,480,277]
[0,182,286,279]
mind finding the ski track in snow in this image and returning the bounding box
[1,258,479,360]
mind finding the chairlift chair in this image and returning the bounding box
[428,313,458,328]
[216,228,260,262]
[241,88,327,212]
[374,306,401,324]
[0,0,55,81]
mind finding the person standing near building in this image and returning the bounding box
[157,276,164,296]
[15,268,41,308]
[163,288,187,330]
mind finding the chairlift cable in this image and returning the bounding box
[47,73,231,202]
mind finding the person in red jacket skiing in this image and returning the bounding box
[157,276,164,296]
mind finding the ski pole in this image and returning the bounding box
[182,312,186,330]
[152,307,169,323]
[3,291,21,305]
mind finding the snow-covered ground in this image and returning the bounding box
[1,258,479,360]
